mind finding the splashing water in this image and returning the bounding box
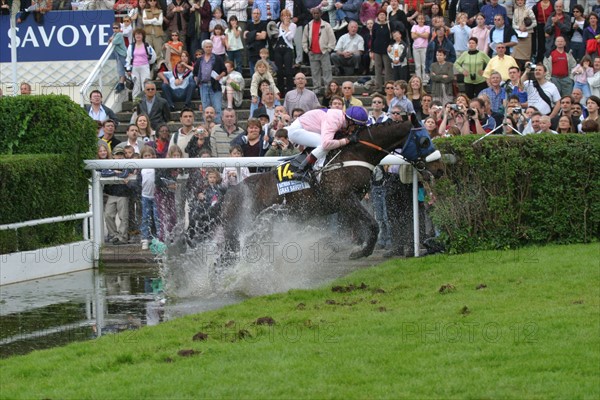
[160,211,371,298]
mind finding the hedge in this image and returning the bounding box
[431,134,600,253]
[0,95,97,254]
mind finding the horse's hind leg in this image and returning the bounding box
[342,195,379,259]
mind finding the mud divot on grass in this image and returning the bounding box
[255,316,276,325]
[332,282,368,293]
[224,320,236,328]
[237,329,252,340]
[193,332,208,341]
[177,349,200,357]
[476,284,487,290]
[439,284,456,294]
[296,303,306,310]
[460,305,471,315]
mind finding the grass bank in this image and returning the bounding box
[1,244,598,399]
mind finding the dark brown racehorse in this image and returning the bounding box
[220,119,445,260]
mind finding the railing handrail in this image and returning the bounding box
[83,155,414,170]
[79,42,115,107]
[0,212,93,231]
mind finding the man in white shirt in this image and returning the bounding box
[520,63,561,117]
[330,20,364,75]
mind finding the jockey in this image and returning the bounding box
[287,106,369,177]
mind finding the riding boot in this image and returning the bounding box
[293,153,317,181]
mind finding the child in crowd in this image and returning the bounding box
[109,23,128,94]
[389,80,415,113]
[388,30,408,81]
[120,15,133,47]
[139,146,160,250]
[225,16,244,73]
[187,168,225,242]
[209,7,226,32]
[450,12,471,58]
[221,145,250,188]
[211,24,228,62]
[155,144,183,242]
[250,60,279,107]
[572,55,594,100]
[411,13,430,84]
[164,30,184,70]
[259,47,277,76]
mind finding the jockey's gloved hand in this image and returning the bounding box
[348,133,360,144]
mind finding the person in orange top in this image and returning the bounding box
[164,31,184,69]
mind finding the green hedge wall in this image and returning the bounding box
[0,95,97,254]
[431,134,600,253]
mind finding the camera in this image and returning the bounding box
[470,73,477,80]
[527,62,537,69]
[274,140,285,147]
[512,107,523,114]
[467,108,476,117]
[449,104,462,111]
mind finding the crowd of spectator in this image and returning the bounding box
[75,1,600,253]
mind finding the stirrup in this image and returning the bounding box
[292,170,312,182]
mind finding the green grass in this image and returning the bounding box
[1,244,599,399]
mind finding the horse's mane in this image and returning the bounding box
[327,119,412,166]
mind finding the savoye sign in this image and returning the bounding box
[0,10,115,63]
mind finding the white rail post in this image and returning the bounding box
[91,170,103,262]
[412,167,420,257]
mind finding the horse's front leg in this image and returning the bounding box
[342,195,379,260]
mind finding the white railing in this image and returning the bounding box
[85,155,431,261]
[0,208,93,253]
[79,42,117,107]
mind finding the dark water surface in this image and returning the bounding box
[0,266,244,358]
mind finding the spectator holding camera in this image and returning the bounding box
[438,103,471,136]
[521,62,561,117]
[265,129,299,157]
[468,98,497,134]
[505,95,528,130]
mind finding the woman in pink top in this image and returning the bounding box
[125,28,157,99]
[470,14,490,54]
[287,106,369,178]
[411,14,431,84]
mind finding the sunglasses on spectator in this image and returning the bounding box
[390,111,402,115]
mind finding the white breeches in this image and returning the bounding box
[287,119,328,159]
